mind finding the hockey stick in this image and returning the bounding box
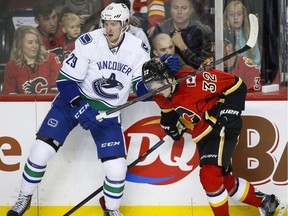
[63,135,171,216]
[96,14,258,121]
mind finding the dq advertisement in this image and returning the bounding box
[0,100,287,208]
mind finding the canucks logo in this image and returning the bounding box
[92,73,124,99]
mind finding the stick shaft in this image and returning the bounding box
[63,136,169,216]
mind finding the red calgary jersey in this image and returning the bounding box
[4,53,62,94]
[154,68,245,143]
[227,55,262,93]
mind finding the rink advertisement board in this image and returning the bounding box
[0,97,287,215]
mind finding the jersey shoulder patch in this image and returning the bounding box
[79,33,93,45]
[141,42,149,53]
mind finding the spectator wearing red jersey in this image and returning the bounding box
[200,29,262,93]
[223,29,262,92]
[33,0,65,62]
[60,12,81,60]
[4,25,61,94]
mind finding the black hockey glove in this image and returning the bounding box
[216,104,242,135]
[160,110,186,141]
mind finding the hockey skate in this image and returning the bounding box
[99,196,123,216]
[256,191,280,216]
[7,192,32,216]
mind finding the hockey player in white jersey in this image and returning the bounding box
[7,3,150,216]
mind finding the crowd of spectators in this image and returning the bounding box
[0,0,266,95]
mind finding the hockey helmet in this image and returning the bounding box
[100,3,130,27]
[142,58,173,91]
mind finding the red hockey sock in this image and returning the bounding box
[241,182,262,207]
[200,165,230,216]
[211,201,229,216]
[227,176,262,207]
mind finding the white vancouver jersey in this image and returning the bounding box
[60,28,150,109]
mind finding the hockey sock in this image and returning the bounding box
[21,139,56,195]
[199,165,229,216]
[102,157,127,210]
[229,177,261,207]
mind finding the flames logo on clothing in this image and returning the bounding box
[124,116,199,185]
[22,77,48,94]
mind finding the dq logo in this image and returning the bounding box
[124,116,199,185]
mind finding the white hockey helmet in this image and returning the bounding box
[100,3,130,28]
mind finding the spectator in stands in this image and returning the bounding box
[223,0,261,70]
[4,25,61,94]
[153,0,214,69]
[152,32,192,70]
[61,12,81,59]
[59,0,101,33]
[223,28,262,92]
[200,29,262,93]
[33,0,65,63]
[130,0,168,37]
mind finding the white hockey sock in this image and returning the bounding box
[20,139,56,195]
[102,157,127,210]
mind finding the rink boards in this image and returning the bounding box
[0,97,287,216]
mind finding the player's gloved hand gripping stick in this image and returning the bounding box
[95,14,259,122]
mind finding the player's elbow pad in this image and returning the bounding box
[57,80,80,104]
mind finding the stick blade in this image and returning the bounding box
[246,14,259,48]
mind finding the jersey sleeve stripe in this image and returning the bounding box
[59,69,83,82]
[222,78,243,96]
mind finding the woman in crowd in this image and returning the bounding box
[4,25,61,94]
[223,0,261,70]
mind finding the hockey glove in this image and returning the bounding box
[136,80,152,101]
[70,99,100,130]
[160,54,180,73]
[160,110,186,141]
[216,104,242,135]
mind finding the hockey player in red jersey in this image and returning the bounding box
[140,57,280,216]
